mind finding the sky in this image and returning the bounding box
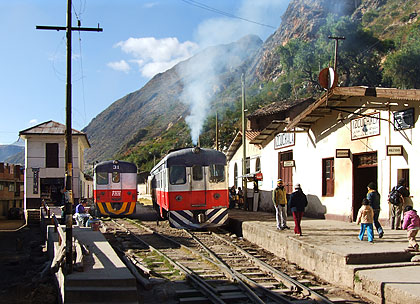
[0,0,290,145]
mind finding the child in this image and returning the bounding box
[402,205,420,251]
[356,198,374,242]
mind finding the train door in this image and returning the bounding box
[191,165,206,206]
[111,165,122,203]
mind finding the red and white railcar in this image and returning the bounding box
[149,147,228,229]
[94,160,137,216]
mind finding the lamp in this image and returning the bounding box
[337,112,344,122]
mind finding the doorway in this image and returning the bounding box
[278,151,293,194]
[352,152,377,221]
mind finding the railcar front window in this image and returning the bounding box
[209,164,225,183]
[192,165,203,181]
[112,172,120,183]
[169,166,186,185]
[96,172,108,185]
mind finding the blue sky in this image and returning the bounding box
[0,0,289,145]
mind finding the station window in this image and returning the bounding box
[322,158,334,196]
[96,172,108,185]
[209,164,225,183]
[192,165,203,181]
[46,143,59,168]
[9,183,15,192]
[169,166,186,185]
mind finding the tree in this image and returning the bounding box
[383,28,420,88]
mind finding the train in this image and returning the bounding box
[93,160,137,216]
[149,147,229,229]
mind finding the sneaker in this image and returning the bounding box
[284,226,290,230]
[369,241,374,243]
[379,232,384,238]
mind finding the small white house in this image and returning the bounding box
[19,121,90,209]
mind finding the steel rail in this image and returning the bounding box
[125,219,271,303]
[212,232,335,304]
[187,230,294,304]
[110,219,226,304]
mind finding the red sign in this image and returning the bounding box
[255,172,263,180]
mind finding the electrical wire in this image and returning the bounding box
[181,0,276,29]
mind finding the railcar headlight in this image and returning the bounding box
[213,193,221,200]
[175,195,183,201]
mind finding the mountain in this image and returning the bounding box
[83,35,263,162]
[83,0,420,169]
[0,144,24,164]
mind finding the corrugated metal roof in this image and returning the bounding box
[248,99,307,118]
[19,120,84,135]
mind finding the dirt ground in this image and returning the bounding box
[0,224,57,304]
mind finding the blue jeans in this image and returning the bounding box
[359,223,374,242]
[373,209,383,235]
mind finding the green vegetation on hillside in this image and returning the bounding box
[118,1,420,171]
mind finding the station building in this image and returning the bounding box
[227,87,419,223]
[19,121,90,210]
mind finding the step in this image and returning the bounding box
[65,286,138,303]
[66,277,137,288]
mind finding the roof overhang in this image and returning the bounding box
[286,86,420,131]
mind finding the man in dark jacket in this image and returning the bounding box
[366,182,384,238]
[389,178,410,230]
[289,183,308,236]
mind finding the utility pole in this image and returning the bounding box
[241,74,247,207]
[36,0,102,274]
[328,36,345,71]
[215,112,219,151]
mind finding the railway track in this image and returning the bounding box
[102,218,369,304]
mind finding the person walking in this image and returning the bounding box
[402,205,420,251]
[272,179,289,230]
[389,178,410,230]
[229,186,237,209]
[366,182,384,238]
[356,198,375,242]
[288,183,308,236]
[237,187,244,209]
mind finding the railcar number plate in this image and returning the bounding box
[112,190,121,197]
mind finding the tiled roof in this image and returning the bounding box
[248,99,309,118]
[19,120,84,135]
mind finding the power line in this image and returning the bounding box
[181,0,276,29]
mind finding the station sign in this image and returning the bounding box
[351,112,380,140]
[386,145,403,156]
[32,168,39,194]
[336,149,351,158]
[274,132,295,149]
[283,160,295,167]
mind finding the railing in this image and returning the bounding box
[41,201,65,246]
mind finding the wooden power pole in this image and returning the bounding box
[36,0,102,274]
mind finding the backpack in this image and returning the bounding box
[388,187,402,205]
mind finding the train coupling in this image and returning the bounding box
[197,213,206,223]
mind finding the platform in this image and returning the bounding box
[227,208,420,304]
[47,225,138,303]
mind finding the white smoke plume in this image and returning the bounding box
[179,0,290,145]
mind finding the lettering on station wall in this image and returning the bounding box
[386,145,403,156]
[336,149,351,158]
[32,168,39,194]
[351,112,380,140]
[274,133,295,149]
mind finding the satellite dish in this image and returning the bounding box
[319,67,337,90]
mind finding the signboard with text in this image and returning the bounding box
[274,132,295,149]
[387,145,403,156]
[351,112,380,140]
[32,168,39,194]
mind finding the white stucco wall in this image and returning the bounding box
[228,97,419,222]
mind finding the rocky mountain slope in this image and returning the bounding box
[83,35,262,162]
[83,0,420,166]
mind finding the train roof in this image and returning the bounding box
[151,147,226,173]
[94,160,137,173]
